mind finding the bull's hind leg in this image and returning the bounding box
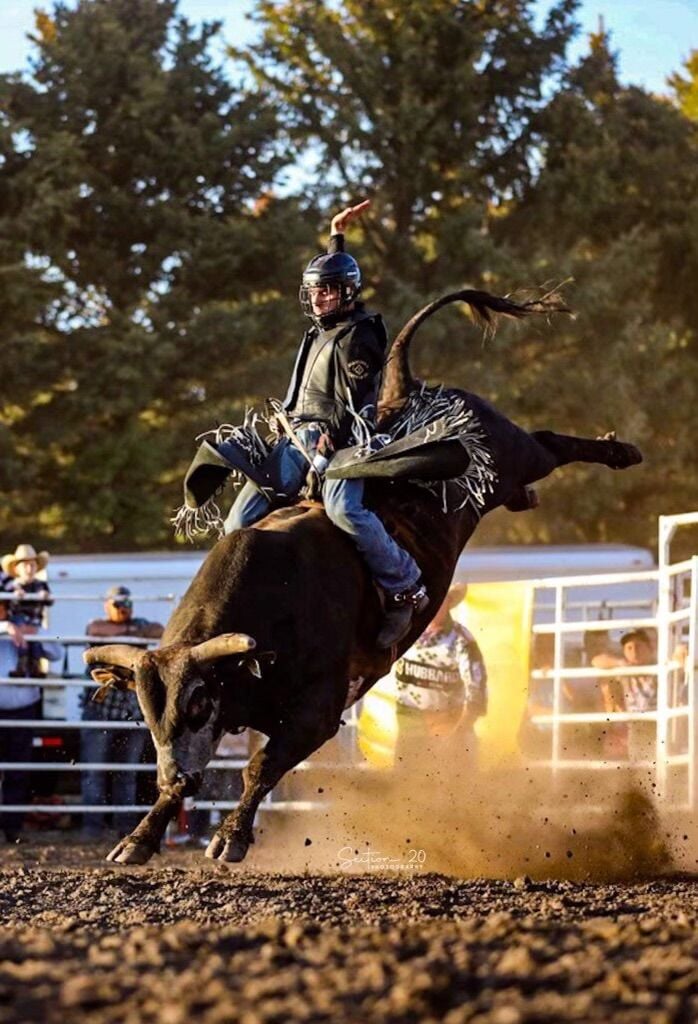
[205,716,335,864]
[530,430,642,473]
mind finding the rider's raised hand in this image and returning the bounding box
[331,199,371,235]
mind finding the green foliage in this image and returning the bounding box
[488,31,698,547]
[240,0,577,293]
[1,0,697,554]
[0,0,314,551]
[237,3,698,550]
[669,49,698,121]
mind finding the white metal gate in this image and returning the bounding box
[528,513,698,809]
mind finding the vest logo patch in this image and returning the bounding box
[348,359,370,379]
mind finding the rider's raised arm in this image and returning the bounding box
[328,199,371,254]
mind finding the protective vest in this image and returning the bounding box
[283,307,386,444]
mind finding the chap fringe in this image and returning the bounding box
[174,386,496,538]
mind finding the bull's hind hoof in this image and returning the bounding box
[205,832,251,863]
[597,431,643,470]
[106,839,156,865]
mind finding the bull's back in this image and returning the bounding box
[164,510,369,672]
[454,390,555,510]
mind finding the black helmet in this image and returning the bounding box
[299,251,362,326]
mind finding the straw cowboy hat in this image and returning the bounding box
[1,544,49,577]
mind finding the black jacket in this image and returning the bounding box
[283,307,388,447]
[284,235,388,447]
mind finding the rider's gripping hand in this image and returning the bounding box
[316,432,334,458]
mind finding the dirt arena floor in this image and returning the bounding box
[1,830,696,1024]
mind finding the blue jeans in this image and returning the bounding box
[80,725,148,833]
[224,432,420,595]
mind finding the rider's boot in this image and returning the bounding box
[504,486,539,512]
[376,582,429,649]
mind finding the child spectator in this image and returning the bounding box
[0,545,53,679]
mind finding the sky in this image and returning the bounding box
[0,0,696,93]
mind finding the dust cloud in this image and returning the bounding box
[246,747,689,882]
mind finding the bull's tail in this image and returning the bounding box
[378,285,571,414]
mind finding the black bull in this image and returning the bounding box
[84,389,641,866]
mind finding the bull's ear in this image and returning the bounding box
[190,633,256,667]
[89,667,136,703]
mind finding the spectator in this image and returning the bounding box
[0,544,53,679]
[0,599,63,843]
[592,628,657,762]
[80,586,163,840]
[519,632,612,760]
[393,583,487,774]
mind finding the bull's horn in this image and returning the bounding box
[83,644,146,672]
[190,633,256,666]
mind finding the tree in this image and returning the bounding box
[238,5,698,549]
[669,49,698,121]
[239,0,578,295]
[4,0,698,554]
[0,0,313,550]
[485,31,698,547]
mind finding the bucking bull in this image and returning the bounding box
[85,290,641,865]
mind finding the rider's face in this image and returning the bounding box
[308,283,341,317]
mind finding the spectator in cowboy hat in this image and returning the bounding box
[0,598,63,843]
[80,585,163,840]
[0,544,53,679]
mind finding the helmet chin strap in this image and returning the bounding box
[311,307,345,329]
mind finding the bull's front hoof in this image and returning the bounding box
[106,839,156,865]
[204,831,251,863]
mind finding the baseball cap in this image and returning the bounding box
[106,585,132,606]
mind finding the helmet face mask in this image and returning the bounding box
[299,252,362,326]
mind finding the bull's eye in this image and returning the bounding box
[186,686,212,729]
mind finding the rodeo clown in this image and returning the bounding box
[393,582,488,771]
[223,200,429,648]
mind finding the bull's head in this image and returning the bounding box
[83,633,258,797]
